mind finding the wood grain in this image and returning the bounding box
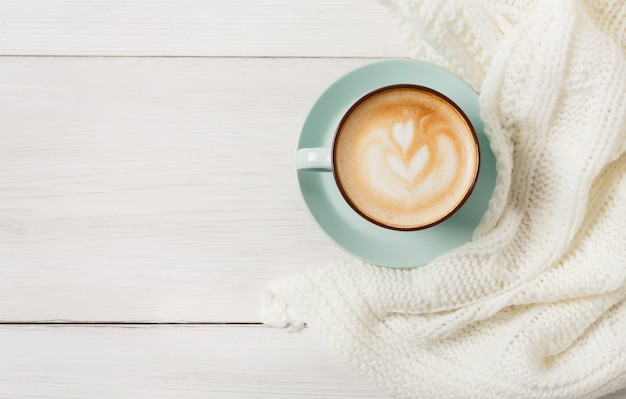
[0,0,406,57]
[0,324,390,399]
[0,57,369,322]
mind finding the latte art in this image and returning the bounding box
[333,86,478,230]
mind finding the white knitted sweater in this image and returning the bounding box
[263,1,626,398]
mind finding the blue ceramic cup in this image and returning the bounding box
[296,83,480,232]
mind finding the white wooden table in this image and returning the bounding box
[1,2,624,398]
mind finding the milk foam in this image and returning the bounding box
[334,87,478,230]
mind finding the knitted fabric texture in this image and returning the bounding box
[262,1,626,398]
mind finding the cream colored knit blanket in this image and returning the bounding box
[263,1,626,398]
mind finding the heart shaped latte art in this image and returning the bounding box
[392,119,414,152]
[386,146,429,183]
[355,117,457,202]
[386,121,430,184]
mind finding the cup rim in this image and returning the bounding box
[330,83,481,232]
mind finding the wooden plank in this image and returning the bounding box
[0,0,406,57]
[0,325,390,399]
[0,56,364,322]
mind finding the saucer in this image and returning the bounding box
[296,59,497,268]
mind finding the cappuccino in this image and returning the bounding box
[333,85,479,230]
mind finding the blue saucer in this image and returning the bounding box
[296,59,497,268]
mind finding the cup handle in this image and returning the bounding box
[296,147,332,171]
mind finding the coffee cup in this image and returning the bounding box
[296,84,479,231]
